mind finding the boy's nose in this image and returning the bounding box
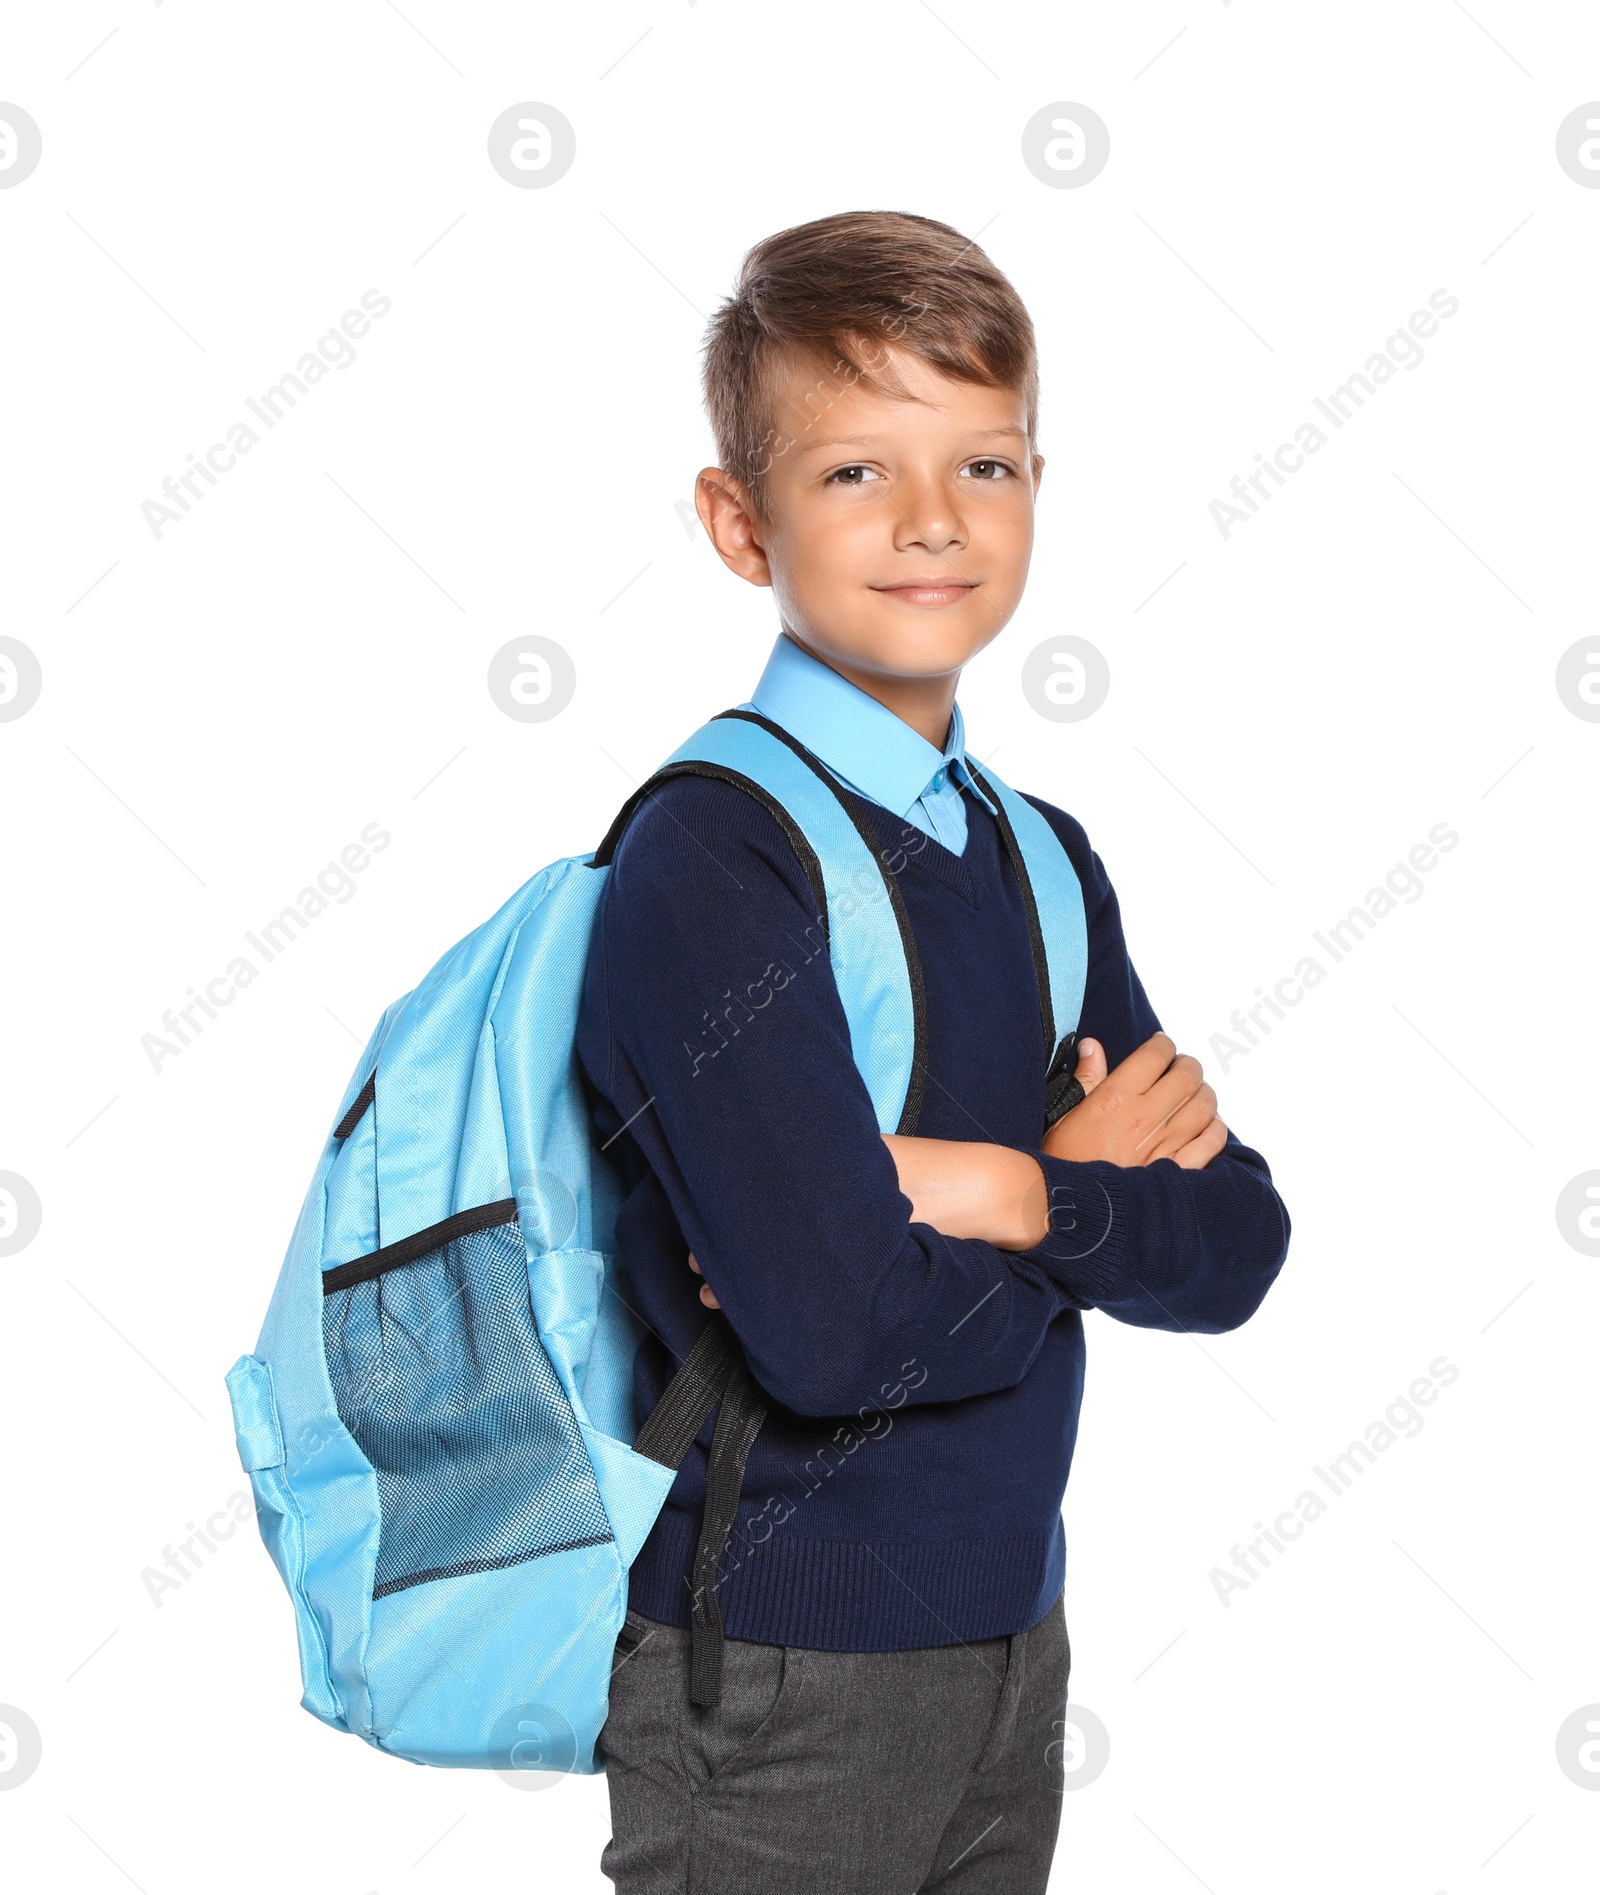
[892,486,967,556]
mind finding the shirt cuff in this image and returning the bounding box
[1017,1152,1133,1307]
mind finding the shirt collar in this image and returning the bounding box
[743,633,985,821]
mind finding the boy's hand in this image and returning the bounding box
[1067,1035,1109,1097]
[688,1252,720,1308]
[1043,1032,1225,1170]
[686,1033,1223,1297]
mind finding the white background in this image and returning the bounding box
[2,3,1598,1890]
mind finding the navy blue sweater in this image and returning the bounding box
[577,773,1289,1651]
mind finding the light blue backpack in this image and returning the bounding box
[226,710,1087,1773]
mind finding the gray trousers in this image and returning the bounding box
[600,1594,1069,1893]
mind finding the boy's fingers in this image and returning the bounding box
[1147,1065,1210,1132]
[1108,1032,1178,1095]
[1172,1117,1228,1170]
[1145,1085,1217,1157]
[1137,1053,1205,1130]
[688,1250,721,1306]
[1073,1038,1108,1094]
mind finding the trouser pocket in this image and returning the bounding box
[682,1636,797,1787]
[616,1608,662,1656]
[603,1618,800,1789]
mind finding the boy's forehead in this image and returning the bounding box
[768,344,1029,446]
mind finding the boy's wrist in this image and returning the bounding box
[885,1135,1049,1248]
[987,1147,1050,1250]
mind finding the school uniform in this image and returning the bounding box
[579,633,1289,1891]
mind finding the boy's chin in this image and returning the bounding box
[847,615,1003,679]
[794,607,1007,681]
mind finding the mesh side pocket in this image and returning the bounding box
[322,1218,613,1599]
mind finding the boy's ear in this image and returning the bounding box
[1031,452,1045,495]
[696,468,772,588]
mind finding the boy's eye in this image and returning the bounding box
[826,464,881,485]
[962,459,1013,480]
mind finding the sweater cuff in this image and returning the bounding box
[1019,1153,1134,1306]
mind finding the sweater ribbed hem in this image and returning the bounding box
[627,1509,1065,1652]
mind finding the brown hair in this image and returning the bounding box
[702,210,1037,516]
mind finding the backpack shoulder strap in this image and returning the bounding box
[964,761,1088,1065]
[592,709,927,1137]
[593,715,1090,1704]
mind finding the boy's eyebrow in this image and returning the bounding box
[793,425,1029,458]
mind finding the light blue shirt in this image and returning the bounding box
[740,633,994,858]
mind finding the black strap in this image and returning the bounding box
[633,1316,743,1466]
[1044,1032,1085,1129]
[688,1360,768,1707]
[590,757,828,933]
[633,1313,769,1707]
[965,760,1086,1136]
[333,1070,376,1141]
[321,1198,518,1295]
[965,761,1054,1059]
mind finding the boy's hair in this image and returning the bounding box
[703,210,1037,516]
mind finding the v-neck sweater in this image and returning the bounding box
[577,770,1290,1651]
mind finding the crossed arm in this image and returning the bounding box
[690,1029,1227,1306]
[590,774,1288,1389]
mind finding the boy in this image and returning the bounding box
[578,211,1289,1893]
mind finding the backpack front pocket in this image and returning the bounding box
[320,1203,614,1600]
[224,1353,344,1725]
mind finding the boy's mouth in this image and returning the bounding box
[872,580,979,609]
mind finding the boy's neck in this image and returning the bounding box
[785,632,958,750]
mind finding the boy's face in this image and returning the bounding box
[696,348,1042,689]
